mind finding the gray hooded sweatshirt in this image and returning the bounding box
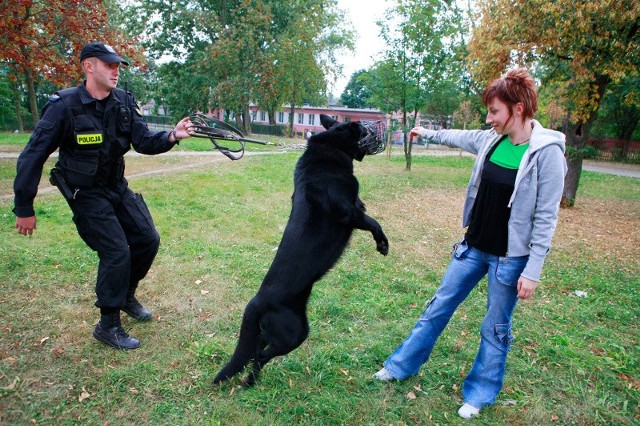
[429,119,567,282]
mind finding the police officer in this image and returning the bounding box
[13,42,193,350]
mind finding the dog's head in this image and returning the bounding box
[312,114,388,161]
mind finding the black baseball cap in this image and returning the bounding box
[80,42,129,66]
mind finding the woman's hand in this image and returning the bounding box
[409,126,437,140]
[517,276,539,299]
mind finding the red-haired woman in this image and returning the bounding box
[374,68,567,419]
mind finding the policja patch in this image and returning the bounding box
[76,132,104,145]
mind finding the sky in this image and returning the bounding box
[331,0,389,98]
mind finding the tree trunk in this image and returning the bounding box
[385,114,392,159]
[562,127,585,208]
[234,109,243,130]
[288,103,296,138]
[618,108,638,159]
[24,67,39,124]
[11,79,24,132]
[561,74,609,207]
[243,104,251,134]
[403,110,411,171]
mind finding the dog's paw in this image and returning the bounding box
[377,239,389,256]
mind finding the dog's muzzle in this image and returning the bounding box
[358,121,388,155]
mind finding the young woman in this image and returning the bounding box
[374,68,567,419]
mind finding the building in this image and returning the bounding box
[211,104,387,138]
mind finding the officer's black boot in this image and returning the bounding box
[122,289,152,321]
[93,309,141,350]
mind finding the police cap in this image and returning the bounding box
[80,42,129,66]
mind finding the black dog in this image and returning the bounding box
[213,114,389,386]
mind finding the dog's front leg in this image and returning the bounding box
[353,212,389,256]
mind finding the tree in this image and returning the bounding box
[467,0,640,206]
[132,0,352,133]
[0,0,143,126]
[206,0,273,132]
[372,0,465,170]
[591,76,640,158]
[340,70,374,108]
[452,99,480,130]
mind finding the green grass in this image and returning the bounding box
[1,151,638,425]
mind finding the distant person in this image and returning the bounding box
[13,42,194,350]
[373,68,567,419]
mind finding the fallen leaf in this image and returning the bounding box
[406,391,417,400]
[78,387,91,402]
[200,290,209,295]
[40,336,50,345]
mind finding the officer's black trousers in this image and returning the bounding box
[67,180,160,308]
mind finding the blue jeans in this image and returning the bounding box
[383,241,527,408]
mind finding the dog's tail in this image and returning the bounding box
[213,299,262,385]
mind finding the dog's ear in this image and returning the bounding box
[320,114,338,130]
[347,121,362,137]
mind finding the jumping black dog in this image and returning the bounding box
[213,114,389,387]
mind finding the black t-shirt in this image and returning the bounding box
[465,142,520,256]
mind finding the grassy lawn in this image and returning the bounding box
[1,134,639,425]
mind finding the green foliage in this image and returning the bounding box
[339,70,374,108]
[369,0,467,169]
[590,76,640,140]
[127,0,354,126]
[566,145,599,161]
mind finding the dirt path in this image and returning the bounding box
[2,148,638,202]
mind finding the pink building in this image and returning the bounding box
[212,105,387,137]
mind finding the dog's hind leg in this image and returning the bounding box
[213,299,262,385]
[243,307,310,386]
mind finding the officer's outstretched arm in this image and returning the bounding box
[15,215,37,236]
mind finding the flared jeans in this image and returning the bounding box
[383,240,528,408]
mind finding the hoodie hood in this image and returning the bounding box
[529,119,566,154]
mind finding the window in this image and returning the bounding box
[278,112,285,123]
[252,111,257,121]
[260,111,266,121]
[298,113,304,124]
[308,114,315,125]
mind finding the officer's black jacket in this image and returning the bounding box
[13,82,176,217]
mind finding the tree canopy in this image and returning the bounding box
[340,69,374,108]
[467,0,640,206]
[368,0,466,170]
[0,0,143,124]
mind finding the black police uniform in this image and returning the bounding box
[13,82,176,310]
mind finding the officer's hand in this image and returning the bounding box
[16,215,37,236]
[172,117,193,142]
